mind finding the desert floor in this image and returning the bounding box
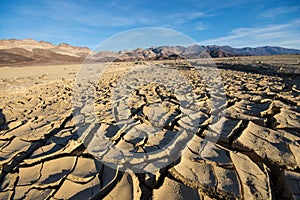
[0,55,300,199]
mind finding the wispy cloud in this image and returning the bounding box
[260,6,300,18]
[17,0,151,27]
[199,19,300,49]
[168,11,216,26]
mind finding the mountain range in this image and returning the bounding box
[0,39,300,66]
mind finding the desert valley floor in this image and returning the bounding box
[0,55,300,200]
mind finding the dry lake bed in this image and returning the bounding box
[0,55,300,199]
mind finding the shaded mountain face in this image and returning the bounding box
[206,45,300,56]
[0,51,33,64]
[1,39,300,66]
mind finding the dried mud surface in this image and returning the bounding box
[0,56,300,199]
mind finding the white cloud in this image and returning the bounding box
[199,19,300,49]
[168,11,216,26]
[16,1,215,31]
[260,6,300,18]
[17,0,151,27]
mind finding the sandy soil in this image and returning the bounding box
[0,56,299,199]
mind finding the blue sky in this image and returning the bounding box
[0,0,300,50]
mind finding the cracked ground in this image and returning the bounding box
[0,56,300,200]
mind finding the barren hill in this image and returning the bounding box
[0,39,91,66]
[1,39,300,66]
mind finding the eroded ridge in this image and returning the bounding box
[0,59,299,199]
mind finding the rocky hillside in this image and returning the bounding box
[93,45,300,62]
[0,39,91,66]
[1,39,300,65]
